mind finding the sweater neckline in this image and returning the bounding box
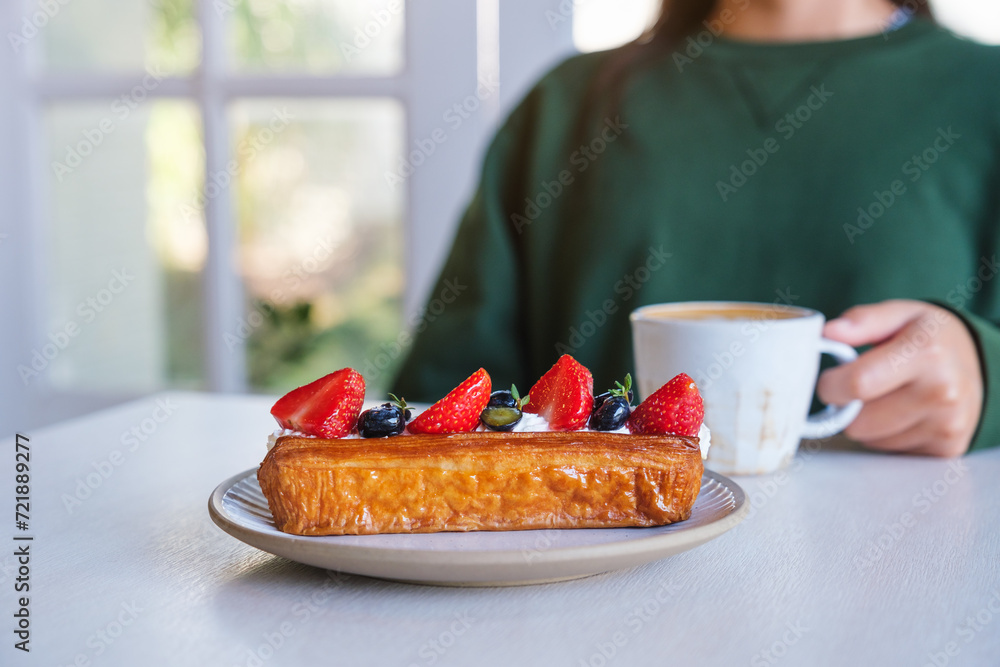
[700,17,936,61]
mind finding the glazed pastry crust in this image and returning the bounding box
[258,432,703,536]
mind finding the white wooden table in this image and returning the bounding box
[3,392,999,666]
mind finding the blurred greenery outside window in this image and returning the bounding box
[232,99,404,394]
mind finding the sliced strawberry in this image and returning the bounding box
[523,355,594,431]
[628,373,704,437]
[270,368,366,438]
[408,369,491,434]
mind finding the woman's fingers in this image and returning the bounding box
[822,299,930,348]
[843,385,925,442]
[817,315,931,406]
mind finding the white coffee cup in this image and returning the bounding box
[630,301,862,475]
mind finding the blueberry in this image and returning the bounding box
[487,390,518,409]
[358,404,406,438]
[589,396,630,431]
[594,390,632,410]
[594,375,633,414]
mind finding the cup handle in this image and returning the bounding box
[800,338,863,440]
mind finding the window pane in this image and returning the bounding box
[43,101,206,392]
[230,99,405,396]
[227,0,403,74]
[41,0,200,74]
[572,0,658,53]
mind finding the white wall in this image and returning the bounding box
[402,0,576,317]
[499,0,576,120]
[403,1,481,318]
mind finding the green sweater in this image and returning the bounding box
[393,19,1000,452]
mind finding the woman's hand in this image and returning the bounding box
[816,300,982,457]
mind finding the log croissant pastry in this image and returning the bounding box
[258,431,703,536]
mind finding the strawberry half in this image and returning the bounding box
[408,368,491,434]
[523,355,594,431]
[270,368,366,438]
[628,373,704,437]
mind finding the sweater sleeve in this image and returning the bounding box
[390,99,536,402]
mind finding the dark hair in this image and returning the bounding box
[585,0,933,123]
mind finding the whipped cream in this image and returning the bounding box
[473,411,629,435]
[266,428,316,451]
[697,423,712,459]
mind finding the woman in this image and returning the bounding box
[393,0,1000,457]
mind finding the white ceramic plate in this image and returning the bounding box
[209,468,747,586]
